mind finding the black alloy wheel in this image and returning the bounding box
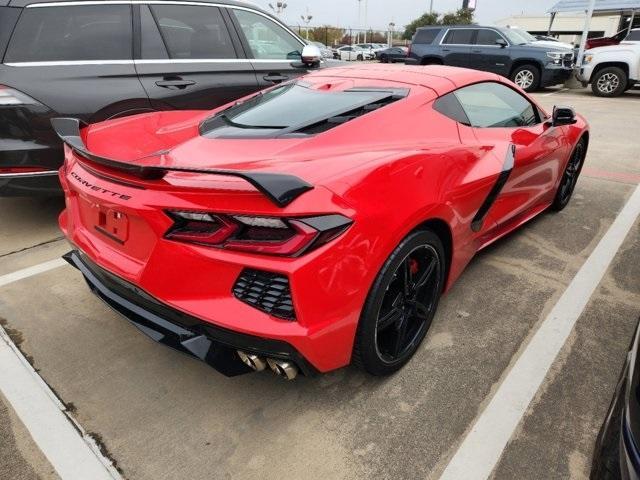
[353,230,445,375]
[552,137,587,211]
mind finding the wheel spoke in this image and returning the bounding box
[413,301,431,321]
[391,315,409,357]
[402,258,411,297]
[413,258,436,293]
[378,306,403,331]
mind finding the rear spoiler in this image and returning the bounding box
[50,117,313,207]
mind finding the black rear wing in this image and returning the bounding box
[50,117,313,207]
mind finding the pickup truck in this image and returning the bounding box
[577,29,640,97]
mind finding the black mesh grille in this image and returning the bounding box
[233,269,295,320]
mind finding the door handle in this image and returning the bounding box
[472,49,482,53]
[442,48,451,52]
[263,73,289,84]
[155,79,196,90]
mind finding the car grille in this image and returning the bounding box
[233,269,295,320]
[563,52,574,67]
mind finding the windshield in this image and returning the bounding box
[500,28,529,45]
[217,83,398,130]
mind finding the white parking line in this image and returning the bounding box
[439,183,640,480]
[542,87,569,96]
[0,325,122,480]
[0,258,67,288]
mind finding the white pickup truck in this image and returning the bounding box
[577,28,640,97]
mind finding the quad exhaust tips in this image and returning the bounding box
[236,351,298,380]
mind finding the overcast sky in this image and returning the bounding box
[249,0,560,31]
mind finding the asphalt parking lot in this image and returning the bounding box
[1,86,639,480]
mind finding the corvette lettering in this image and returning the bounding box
[70,171,131,200]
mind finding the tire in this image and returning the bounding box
[357,54,364,61]
[592,66,628,97]
[551,137,588,211]
[380,54,388,63]
[353,230,446,376]
[510,64,541,92]
[421,58,442,66]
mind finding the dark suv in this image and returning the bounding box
[0,0,327,196]
[407,25,574,92]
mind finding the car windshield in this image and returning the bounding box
[499,28,529,45]
[214,83,398,130]
[510,27,537,42]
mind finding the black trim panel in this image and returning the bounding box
[51,117,314,207]
[471,144,515,233]
[63,250,318,377]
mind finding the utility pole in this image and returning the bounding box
[356,0,362,43]
[364,0,368,43]
[429,0,434,14]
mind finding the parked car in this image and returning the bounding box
[590,319,640,480]
[355,43,386,54]
[376,46,408,63]
[407,25,574,92]
[586,29,632,50]
[505,26,575,50]
[55,64,589,379]
[577,29,640,96]
[335,45,374,61]
[0,0,335,196]
[309,41,333,59]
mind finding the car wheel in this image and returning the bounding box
[353,230,445,376]
[511,64,541,92]
[592,67,627,97]
[552,137,587,211]
[357,54,364,61]
[380,54,388,63]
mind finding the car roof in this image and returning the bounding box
[306,64,500,96]
[7,0,263,9]
[416,24,499,30]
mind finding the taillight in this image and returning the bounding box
[165,211,352,257]
[0,85,40,106]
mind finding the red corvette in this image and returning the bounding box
[54,65,589,379]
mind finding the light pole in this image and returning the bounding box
[356,0,362,43]
[388,22,395,47]
[363,0,368,43]
[301,10,313,40]
[268,1,287,17]
[429,0,434,14]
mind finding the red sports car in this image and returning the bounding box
[54,65,589,379]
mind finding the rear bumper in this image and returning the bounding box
[0,170,61,196]
[63,249,319,377]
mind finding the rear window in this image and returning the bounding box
[4,5,132,63]
[150,5,236,59]
[442,29,476,45]
[0,7,20,60]
[626,30,640,41]
[200,82,407,137]
[414,28,440,44]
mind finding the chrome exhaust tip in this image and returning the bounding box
[266,358,298,380]
[237,351,267,372]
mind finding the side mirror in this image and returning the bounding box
[300,45,322,67]
[495,38,508,48]
[552,106,577,126]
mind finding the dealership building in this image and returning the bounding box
[496,0,640,46]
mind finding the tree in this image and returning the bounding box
[308,26,345,47]
[402,8,475,40]
[402,12,440,40]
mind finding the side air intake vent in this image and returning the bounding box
[233,269,295,320]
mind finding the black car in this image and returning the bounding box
[591,319,640,480]
[376,47,408,63]
[407,25,574,92]
[0,0,328,196]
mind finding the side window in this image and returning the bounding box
[150,5,236,59]
[452,82,540,128]
[626,30,640,41]
[0,7,21,60]
[442,29,475,45]
[475,29,503,46]
[4,5,132,62]
[232,9,302,60]
[140,5,168,59]
[414,28,440,44]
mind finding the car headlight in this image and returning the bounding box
[546,52,564,64]
[583,54,594,64]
